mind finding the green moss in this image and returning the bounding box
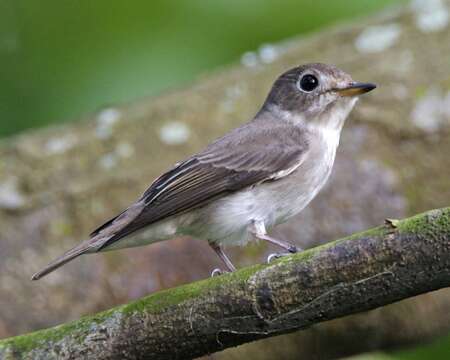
[169,208,448,296]
[260,207,449,269]
[396,207,450,234]
[337,225,387,242]
[263,225,388,271]
[0,308,116,355]
[121,280,206,315]
[121,262,264,315]
[0,262,269,355]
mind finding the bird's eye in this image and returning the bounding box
[298,74,319,92]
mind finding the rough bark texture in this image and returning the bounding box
[0,0,450,359]
[0,207,449,359]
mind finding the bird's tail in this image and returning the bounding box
[31,243,93,281]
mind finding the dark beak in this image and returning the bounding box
[335,82,376,97]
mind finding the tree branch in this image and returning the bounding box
[0,207,449,359]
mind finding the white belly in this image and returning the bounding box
[184,132,338,247]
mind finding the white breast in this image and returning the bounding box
[188,125,342,247]
[315,126,340,169]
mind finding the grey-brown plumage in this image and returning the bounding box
[32,63,375,280]
[98,121,308,249]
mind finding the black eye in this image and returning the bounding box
[299,74,319,92]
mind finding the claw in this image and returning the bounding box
[211,268,224,277]
[267,253,282,263]
[267,252,295,263]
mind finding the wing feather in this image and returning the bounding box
[94,123,310,248]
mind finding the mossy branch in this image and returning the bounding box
[1,207,449,359]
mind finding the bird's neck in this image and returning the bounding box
[315,97,358,132]
[261,104,306,126]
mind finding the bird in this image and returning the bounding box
[32,63,376,280]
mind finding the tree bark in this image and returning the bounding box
[1,207,449,360]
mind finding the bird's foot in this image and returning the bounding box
[267,252,294,264]
[211,268,228,277]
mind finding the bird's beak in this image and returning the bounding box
[334,82,376,97]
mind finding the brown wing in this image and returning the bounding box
[94,122,309,249]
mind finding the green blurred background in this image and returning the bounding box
[2,0,448,358]
[0,0,406,138]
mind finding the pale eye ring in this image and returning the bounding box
[297,74,319,92]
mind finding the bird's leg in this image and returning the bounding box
[209,242,236,276]
[249,220,300,263]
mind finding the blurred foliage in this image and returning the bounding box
[347,334,450,360]
[0,0,405,137]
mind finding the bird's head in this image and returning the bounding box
[262,63,376,130]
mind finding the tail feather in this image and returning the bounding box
[32,203,143,281]
[31,244,92,281]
